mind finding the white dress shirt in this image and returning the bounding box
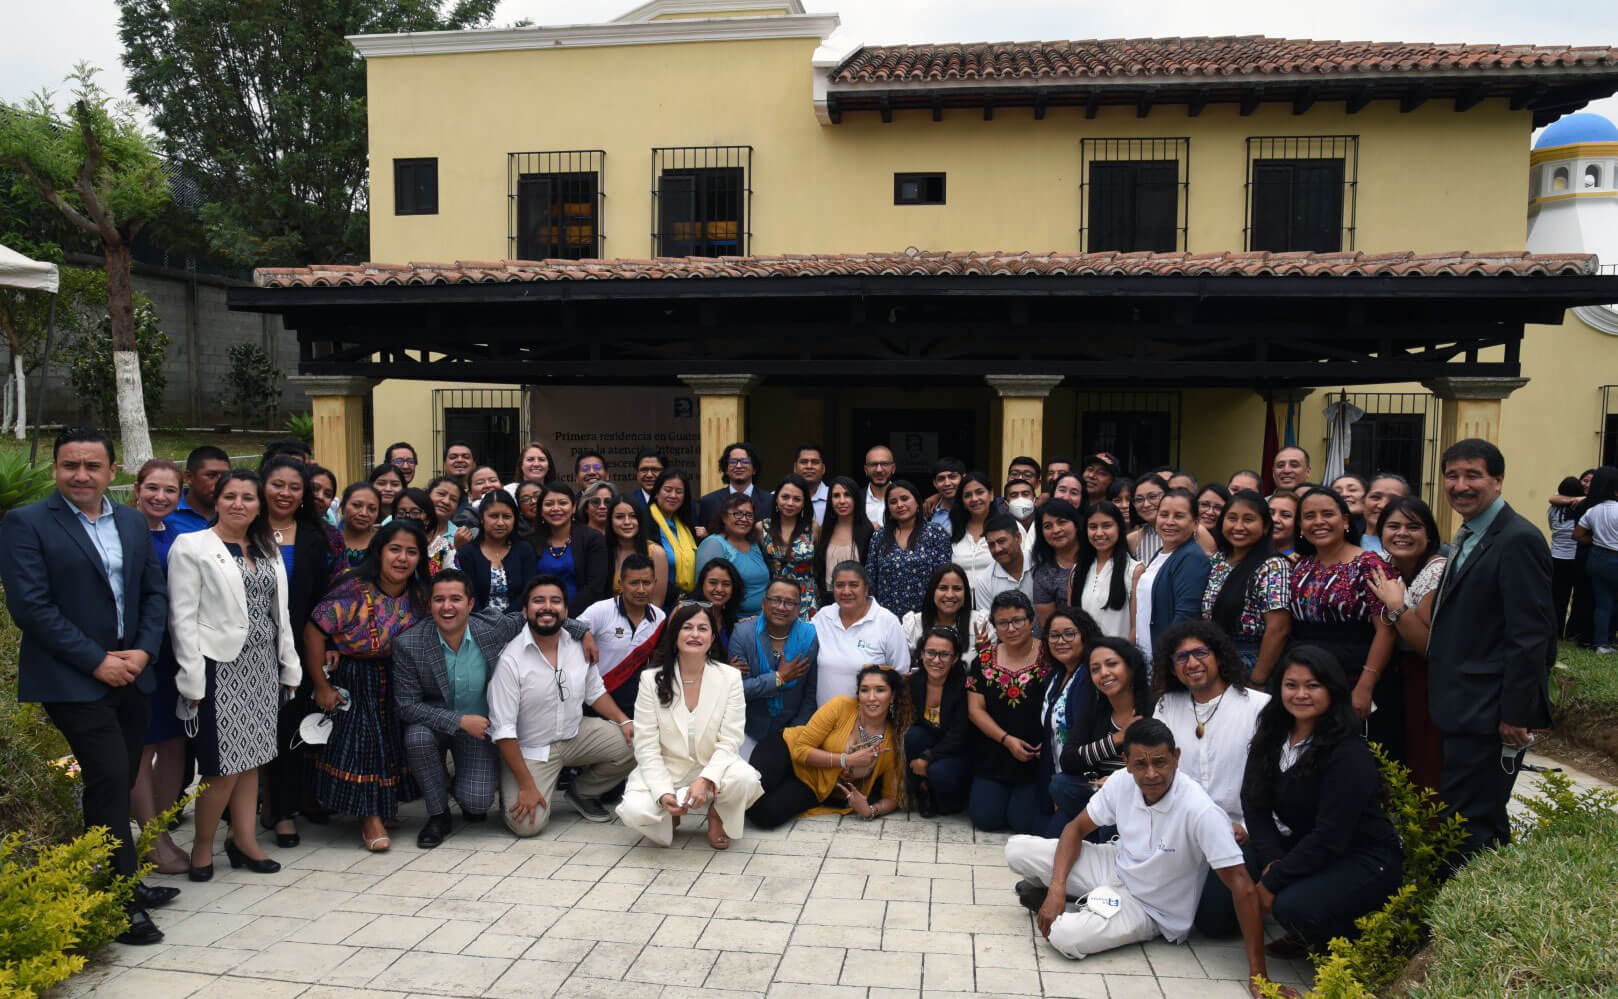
[1076,554,1140,639]
[1153,687,1270,827]
[811,599,911,705]
[864,485,888,528]
[488,628,606,761]
[807,480,830,526]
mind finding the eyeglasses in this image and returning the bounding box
[764,596,798,609]
[578,463,605,473]
[725,457,753,467]
[519,495,539,506]
[391,457,417,467]
[1046,629,1080,644]
[586,497,612,506]
[992,617,1030,631]
[677,599,715,609]
[921,649,955,662]
[1172,646,1213,666]
[553,665,568,702]
[728,509,755,520]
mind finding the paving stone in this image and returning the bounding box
[482,958,571,999]
[686,872,763,900]
[1041,969,1110,996]
[553,977,662,998]
[575,940,643,979]
[801,896,887,927]
[1106,972,1168,997]
[866,874,932,901]
[462,931,538,958]
[623,944,719,987]
[341,914,444,949]
[972,965,1041,995]
[651,914,710,947]
[922,950,974,991]
[546,908,665,945]
[1158,977,1255,998]
[774,944,846,984]
[973,933,1039,969]
[371,950,509,994]
[706,949,779,990]
[83,967,214,998]
[840,947,922,988]
[232,941,357,983]
[696,916,793,953]
[139,944,257,975]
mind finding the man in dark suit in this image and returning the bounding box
[1427,438,1556,858]
[0,427,176,944]
[395,570,522,848]
[696,441,773,534]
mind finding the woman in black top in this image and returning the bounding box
[1240,646,1403,956]
[965,590,1054,833]
[904,626,971,818]
[1050,636,1150,831]
[456,489,539,614]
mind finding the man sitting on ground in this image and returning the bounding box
[1004,719,1290,999]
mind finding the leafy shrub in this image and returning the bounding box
[0,829,132,997]
[0,593,79,850]
[0,453,54,519]
[222,342,284,426]
[64,299,169,429]
[285,411,314,445]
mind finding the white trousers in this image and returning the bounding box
[615,757,763,847]
[1005,835,1161,959]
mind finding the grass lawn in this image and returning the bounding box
[0,429,285,486]
[1557,641,1618,713]
[1552,641,1618,771]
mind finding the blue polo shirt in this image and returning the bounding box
[164,491,211,535]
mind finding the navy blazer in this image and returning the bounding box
[456,539,541,614]
[1147,543,1212,651]
[0,492,168,702]
[697,486,774,533]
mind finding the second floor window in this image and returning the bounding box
[509,151,605,260]
[1246,136,1358,252]
[1080,139,1188,253]
[394,158,438,215]
[653,146,751,257]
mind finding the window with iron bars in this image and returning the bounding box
[1079,138,1189,253]
[1074,391,1182,476]
[1600,385,1618,467]
[509,151,605,260]
[1245,136,1358,252]
[652,146,751,257]
[1324,390,1439,506]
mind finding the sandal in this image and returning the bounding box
[363,833,391,852]
[707,831,732,850]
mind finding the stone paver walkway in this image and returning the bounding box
[54,751,1609,999]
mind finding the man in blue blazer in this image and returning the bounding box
[0,428,175,944]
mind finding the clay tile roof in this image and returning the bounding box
[254,250,1598,288]
[827,36,1618,85]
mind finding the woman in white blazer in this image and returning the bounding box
[616,602,763,849]
[167,470,301,881]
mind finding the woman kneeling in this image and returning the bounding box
[618,602,762,849]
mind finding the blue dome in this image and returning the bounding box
[1534,113,1618,150]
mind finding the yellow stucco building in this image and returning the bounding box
[234,0,1618,525]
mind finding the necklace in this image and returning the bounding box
[547,541,570,558]
[766,627,792,641]
[1192,689,1227,739]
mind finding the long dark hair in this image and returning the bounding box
[1081,637,1153,740]
[649,468,695,532]
[1152,619,1247,700]
[1551,476,1585,524]
[919,563,975,655]
[1073,500,1130,612]
[770,474,815,546]
[607,495,655,558]
[1209,490,1277,636]
[696,557,745,635]
[1041,605,1102,671]
[814,476,873,593]
[1032,498,1083,568]
[1241,645,1367,806]
[652,601,722,706]
[1376,495,1443,575]
[947,471,996,544]
[209,469,277,559]
[877,480,925,552]
[1574,466,1618,522]
[1292,487,1355,558]
[346,519,432,613]
[855,664,912,808]
[259,454,323,524]
[478,488,520,549]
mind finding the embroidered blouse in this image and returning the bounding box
[965,644,1054,784]
[1201,552,1293,641]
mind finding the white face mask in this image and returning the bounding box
[1008,498,1035,519]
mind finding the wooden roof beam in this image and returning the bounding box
[1400,85,1432,113]
[1345,84,1376,114]
[1510,83,1549,110]
[1239,88,1264,116]
[1033,89,1049,120]
[1453,84,1489,112]
[1137,91,1154,118]
[1292,86,1319,115]
[879,95,892,123]
[1188,88,1211,117]
[931,93,942,122]
[1085,90,1102,119]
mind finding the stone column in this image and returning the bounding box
[289,375,377,486]
[986,375,1064,474]
[1421,375,1529,535]
[679,374,760,495]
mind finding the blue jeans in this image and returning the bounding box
[969,777,1042,833]
[903,726,970,815]
[1589,547,1618,647]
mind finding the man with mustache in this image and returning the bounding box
[487,575,635,836]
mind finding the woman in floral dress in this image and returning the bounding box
[759,475,820,619]
[965,590,1054,834]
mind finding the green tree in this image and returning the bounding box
[66,299,169,431]
[0,66,170,467]
[117,0,500,268]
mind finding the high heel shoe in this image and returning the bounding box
[260,813,300,848]
[188,863,214,882]
[225,840,281,874]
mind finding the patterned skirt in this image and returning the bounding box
[313,655,419,817]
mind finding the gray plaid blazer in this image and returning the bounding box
[393,611,524,735]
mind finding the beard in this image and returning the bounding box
[527,614,563,637]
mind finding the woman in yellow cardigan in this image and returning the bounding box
[747,664,909,828]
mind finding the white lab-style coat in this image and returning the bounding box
[616,659,762,846]
[166,528,301,701]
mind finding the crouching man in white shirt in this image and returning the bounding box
[1003,719,1293,999]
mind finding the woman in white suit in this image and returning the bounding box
[167,470,301,880]
[617,601,762,849]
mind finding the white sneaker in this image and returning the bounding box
[1597,646,1617,655]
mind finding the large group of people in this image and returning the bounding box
[0,426,1565,995]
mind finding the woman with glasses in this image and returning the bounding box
[868,480,953,617]
[901,563,992,664]
[1128,474,1170,564]
[759,475,819,620]
[533,481,609,615]
[1041,608,1106,835]
[696,492,770,618]
[578,481,618,535]
[648,468,699,602]
[696,558,747,650]
[514,480,544,540]
[812,476,873,605]
[1195,484,1231,554]
[1203,491,1293,684]
[607,496,670,607]
[905,626,971,818]
[730,578,820,760]
[457,490,539,614]
[390,487,432,529]
[1151,619,1270,938]
[966,591,1054,833]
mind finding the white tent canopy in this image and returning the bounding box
[0,242,60,293]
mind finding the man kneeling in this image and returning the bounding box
[1004,719,1293,999]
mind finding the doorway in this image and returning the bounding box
[851,407,980,496]
[433,388,527,481]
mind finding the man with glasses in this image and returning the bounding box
[384,442,419,485]
[488,575,636,835]
[574,451,609,491]
[627,448,666,512]
[863,444,897,527]
[578,554,668,717]
[793,443,830,525]
[698,441,773,530]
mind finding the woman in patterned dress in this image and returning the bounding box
[168,470,302,878]
[423,475,465,575]
[1289,488,1400,759]
[759,475,819,619]
[966,590,1055,834]
[867,480,953,618]
[1202,490,1293,685]
[307,520,432,851]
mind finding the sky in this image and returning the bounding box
[3,0,1617,134]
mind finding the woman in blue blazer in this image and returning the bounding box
[1135,490,1212,661]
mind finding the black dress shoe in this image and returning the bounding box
[917,785,936,819]
[132,882,181,909]
[225,841,281,874]
[188,864,214,882]
[117,908,164,945]
[417,813,453,849]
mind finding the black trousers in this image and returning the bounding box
[1440,733,1521,859]
[746,731,824,829]
[1240,841,1403,948]
[1552,557,1580,640]
[43,685,151,878]
[1568,544,1594,643]
[265,689,319,823]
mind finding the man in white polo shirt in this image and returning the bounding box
[577,553,667,717]
[1004,719,1284,998]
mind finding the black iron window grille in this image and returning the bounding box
[508,151,606,260]
[1079,139,1189,253]
[1245,136,1358,252]
[432,388,530,482]
[894,173,946,205]
[1325,389,1439,506]
[1075,391,1183,474]
[1601,385,1618,467]
[651,146,751,257]
[394,158,438,216]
